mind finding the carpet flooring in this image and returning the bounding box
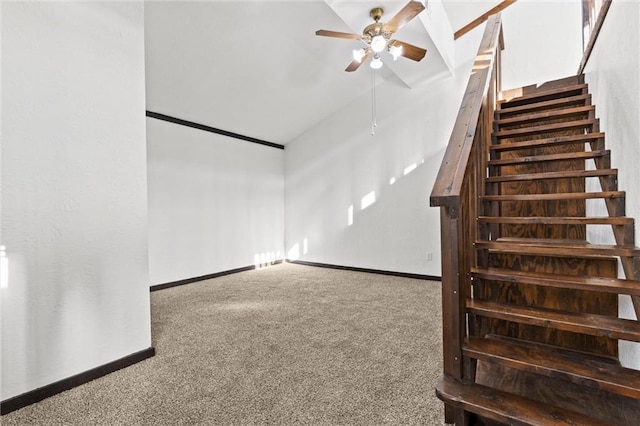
[2,263,445,425]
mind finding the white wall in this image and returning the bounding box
[1,1,151,400]
[501,0,583,90]
[147,119,285,285]
[284,52,477,276]
[583,0,640,369]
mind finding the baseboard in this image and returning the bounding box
[287,259,442,282]
[0,346,155,415]
[150,260,284,292]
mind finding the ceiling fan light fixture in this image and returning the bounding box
[370,35,387,53]
[370,55,383,70]
[389,44,403,61]
[353,48,367,63]
[315,1,426,73]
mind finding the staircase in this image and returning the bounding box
[430,14,640,426]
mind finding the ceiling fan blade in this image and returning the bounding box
[345,51,371,72]
[315,29,362,40]
[389,40,427,62]
[383,1,425,34]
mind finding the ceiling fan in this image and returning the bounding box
[316,1,427,72]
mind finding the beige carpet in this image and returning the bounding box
[3,262,445,425]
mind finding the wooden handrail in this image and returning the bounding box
[430,14,504,214]
[454,0,516,40]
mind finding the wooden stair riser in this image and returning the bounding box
[488,150,609,167]
[476,240,640,258]
[495,94,592,119]
[467,299,640,342]
[485,169,617,183]
[495,105,595,130]
[494,119,598,140]
[490,133,605,153]
[498,83,588,109]
[463,336,640,400]
[481,191,625,202]
[471,267,640,296]
[435,375,613,426]
[478,216,633,226]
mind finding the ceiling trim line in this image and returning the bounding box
[146,111,285,150]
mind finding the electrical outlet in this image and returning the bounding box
[427,252,433,261]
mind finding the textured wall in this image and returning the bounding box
[146,119,285,286]
[284,53,476,277]
[500,0,582,90]
[1,2,150,399]
[584,1,640,369]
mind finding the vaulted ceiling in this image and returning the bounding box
[145,1,502,145]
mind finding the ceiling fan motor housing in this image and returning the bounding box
[363,8,392,43]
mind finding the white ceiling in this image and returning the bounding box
[145,1,501,145]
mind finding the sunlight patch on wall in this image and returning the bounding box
[403,163,418,176]
[390,159,425,187]
[361,191,376,210]
[303,238,308,255]
[287,243,300,261]
[254,251,281,269]
[347,205,354,226]
[0,246,8,289]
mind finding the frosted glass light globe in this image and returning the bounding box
[370,55,383,69]
[370,35,386,53]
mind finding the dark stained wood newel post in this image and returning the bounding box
[439,207,464,380]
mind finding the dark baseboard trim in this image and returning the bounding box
[146,111,285,150]
[287,260,442,282]
[0,346,155,416]
[150,260,284,292]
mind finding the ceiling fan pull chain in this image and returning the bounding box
[371,68,377,135]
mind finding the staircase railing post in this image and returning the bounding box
[431,13,503,424]
[440,207,464,381]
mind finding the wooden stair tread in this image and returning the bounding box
[495,93,591,117]
[484,169,617,183]
[481,191,625,202]
[495,105,595,126]
[470,267,640,296]
[494,119,598,138]
[475,239,640,258]
[477,216,633,225]
[463,336,640,399]
[435,374,611,426]
[488,150,609,166]
[495,237,588,244]
[498,83,589,108]
[467,299,640,342]
[490,132,605,151]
